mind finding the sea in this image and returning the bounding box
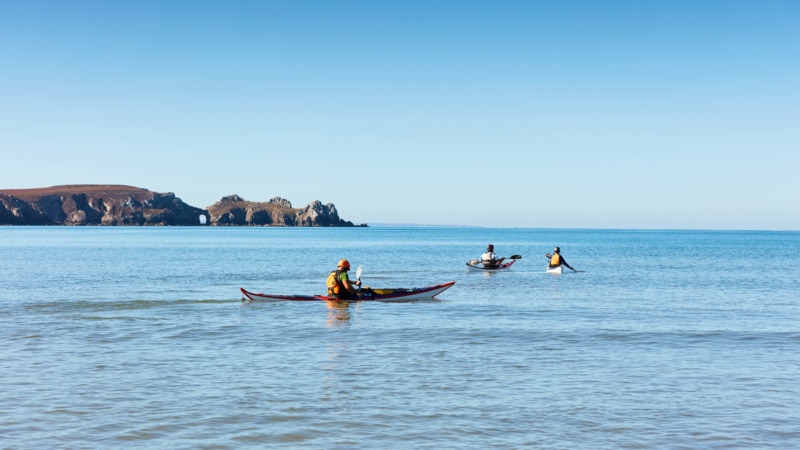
[1,226,799,449]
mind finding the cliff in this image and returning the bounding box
[206,195,359,227]
[0,185,364,227]
[0,185,208,226]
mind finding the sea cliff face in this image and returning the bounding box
[0,185,361,227]
[0,185,208,226]
[205,195,357,227]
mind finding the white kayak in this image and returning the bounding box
[466,259,516,272]
[465,255,522,272]
[546,265,563,274]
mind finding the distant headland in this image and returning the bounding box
[0,185,366,227]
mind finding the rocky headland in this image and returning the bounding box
[206,195,358,227]
[0,185,363,227]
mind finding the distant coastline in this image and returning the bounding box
[368,223,483,228]
[0,185,364,227]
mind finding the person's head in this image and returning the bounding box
[338,259,351,271]
[487,244,494,252]
[554,247,560,254]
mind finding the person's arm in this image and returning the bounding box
[562,257,575,271]
[342,275,361,293]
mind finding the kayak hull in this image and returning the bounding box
[546,265,563,274]
[465,260,516,272]
[241,281,456,302]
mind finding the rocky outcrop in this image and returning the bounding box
[0,194,47,225]
[0,185,364,227]
[206,195,359,227]
[0,185,208,226]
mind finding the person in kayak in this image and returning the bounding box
[480,244,506,269]
[326,259,362,300]
[548,247,576,272]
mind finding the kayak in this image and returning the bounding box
[465,259,516,272]
[241,281,456,302]
[546,265,563,274]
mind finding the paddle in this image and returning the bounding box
[495,254,522,264]
[355,265,363,299]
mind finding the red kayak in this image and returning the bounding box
[241,281,456,302]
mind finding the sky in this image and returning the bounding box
[1,1,798,229]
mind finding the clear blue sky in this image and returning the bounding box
[1,1,798,229]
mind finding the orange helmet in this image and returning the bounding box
[338,259,351,270]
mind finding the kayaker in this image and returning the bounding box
[326,259,362,300]
[480,244,506,269]
[548,247,576,272]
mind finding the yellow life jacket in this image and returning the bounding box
[327,270,345,295]
[550,254,561,266]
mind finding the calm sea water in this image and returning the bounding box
[1,226,799,449]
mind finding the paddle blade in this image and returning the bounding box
[509,254,522,259]
[545,253,552,259]
[356,265,363,281]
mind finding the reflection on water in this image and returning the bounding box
[325,300,351,328]
[323,300,357,415]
